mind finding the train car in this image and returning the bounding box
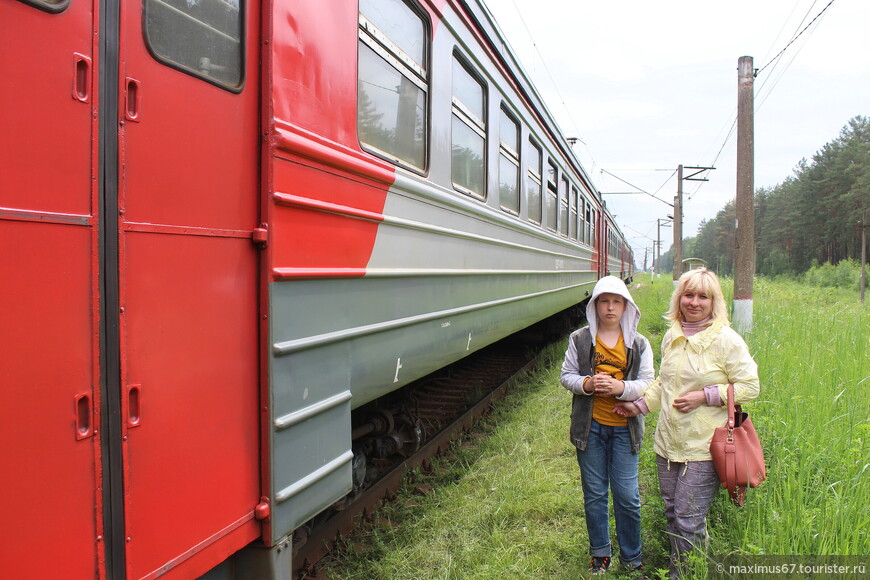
[603,212,636,282]
[0,0,632,578]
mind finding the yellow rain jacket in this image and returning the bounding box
[643,319,759,463]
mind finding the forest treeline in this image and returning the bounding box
[659,115,869,277]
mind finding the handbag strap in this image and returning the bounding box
[724,383,743,503]
[726,383,736,431]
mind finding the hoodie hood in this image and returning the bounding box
[585,276,641,346]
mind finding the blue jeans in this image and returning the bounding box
[576,420,642,566]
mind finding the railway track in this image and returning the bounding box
[292,338,545,579]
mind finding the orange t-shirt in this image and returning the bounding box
[591,333,628,426]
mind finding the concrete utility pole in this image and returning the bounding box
[734,56,756,333]
[657,217,671,283]
[671,166,713,284]
[672,165,683,283]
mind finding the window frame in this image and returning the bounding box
[569,185,578,240]
[498,105,521,215]
[143,0,246,92]
[589,207,598,248]
[545,159,558,232]
[526,138,543,225]
[558,175,569,236]
[357,0,430,173]
[450,53,487,199]
[17,0,68,12]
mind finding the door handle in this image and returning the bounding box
[75,393,93,440]
[125,384,142,428]
[73,53,91,103]
[125,77,141,122]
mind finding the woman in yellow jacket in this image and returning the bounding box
[617,268,759,578]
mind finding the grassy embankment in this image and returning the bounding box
[320,275,869,579]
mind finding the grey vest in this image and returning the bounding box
[569,328,646,453]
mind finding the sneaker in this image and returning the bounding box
[588,556,611,575]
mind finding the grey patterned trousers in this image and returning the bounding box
[656,455,720,579]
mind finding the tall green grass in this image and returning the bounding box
[321,275,869,579]
[712,277,869,557]
[321,345,594,579]
[631,274,870,564]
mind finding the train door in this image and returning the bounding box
[0,1,101,577]
[115,0,262,577]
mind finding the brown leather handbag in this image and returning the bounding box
[709,384,766,505]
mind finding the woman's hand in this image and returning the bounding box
[613,402,640,417]
[673,390,706,413]
[592,372,625,396]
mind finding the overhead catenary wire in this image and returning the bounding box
[754,0,816,95]
[496,0,841,259]
[686,0,816,203]
[755,0,836,78]
[599,168,676,206]
[755,0,833,111]
[692,0,836,201]
[506,0,600,173]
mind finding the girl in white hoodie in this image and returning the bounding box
[560,276,654,576]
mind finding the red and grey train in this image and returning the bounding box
[0,0,633,577]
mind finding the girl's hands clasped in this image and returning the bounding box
[587,372,625,396]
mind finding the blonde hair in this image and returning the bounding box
[664,267,729,324]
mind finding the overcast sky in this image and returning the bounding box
[483,0,870,266]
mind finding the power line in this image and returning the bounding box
[756,0,832,112]
[759,0,812,67]
[702,117,737,192]
[755,0,836,77]
[599,168,675,207]
[696,0,836,200]
[505,0,602,178]
[501,0,838,223]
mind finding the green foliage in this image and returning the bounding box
[322,280,869,578]
[803,258,866,290]
[710,279,870,558]
[678,116,870,277]
[321,343,600,579]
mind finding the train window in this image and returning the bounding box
[582,197,591,245]
[360,0,426,64]
[451,56,486,198]
[498,107,520,215]
[545,160,558,231]
[559,176,570,236]
[546,159,556,191]
[526,139,543,225]
[144,0,244,90]
[590,208,597,247]
[17,0,69,12]
[569,186,578,240]
[358,0,428,172]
